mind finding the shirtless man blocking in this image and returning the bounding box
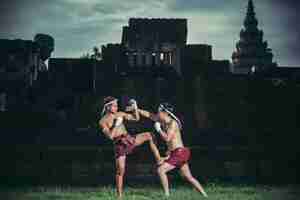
[138,102,208,197]
[98,96,161,198]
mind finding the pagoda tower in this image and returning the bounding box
[232,0,276,74]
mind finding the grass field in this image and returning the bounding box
[1,183,299,200]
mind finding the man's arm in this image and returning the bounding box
[99,120,114,140]
[99,117,123,140]
[122,99,140,121]
[138,108,159,121]
[119,110,140,121]
[154,121,176,142]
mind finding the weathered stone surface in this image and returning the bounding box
[231,0,277,74]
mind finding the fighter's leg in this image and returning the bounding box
[115,155,126,198]
[179,163,208,197]
[134,132,161,163]
[157,162,176,196]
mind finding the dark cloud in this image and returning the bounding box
[0,0,26,33]
[265,0,300,66]
[92,3,119,15]
[169,0,238,12]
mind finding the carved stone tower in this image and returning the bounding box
[121,18,187,75]
[232,0,276,74]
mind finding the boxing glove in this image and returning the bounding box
[114,116,123,128]
[129,99,138,110]
[154,122,163,134]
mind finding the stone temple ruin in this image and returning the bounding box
[231,0,277,74]
[122,18,187,74]
[0,34,54,111]
[102,18,229,76]
[0,0,300,185]
[1,1,300,113]
[102,18,229,77]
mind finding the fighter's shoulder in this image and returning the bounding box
[99,114,112,125]
[170,119,178,126]
[98,117,106,126]
[115,111,127,117]
[170,119,180,129]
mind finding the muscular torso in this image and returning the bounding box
[100,112,128,139]
[162,120,184,151]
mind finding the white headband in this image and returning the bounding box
[158,104,182,130]
[101,99,118,116]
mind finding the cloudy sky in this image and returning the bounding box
[1,0,300,66]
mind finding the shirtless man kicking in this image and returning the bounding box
[138,102,208,197]
[98,96,161,198]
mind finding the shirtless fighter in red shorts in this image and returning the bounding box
[138,103,208,197]
[98,96,161,198]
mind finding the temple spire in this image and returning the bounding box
[231,0,276,74]
[247,0,255,15]
[244,0,258,29]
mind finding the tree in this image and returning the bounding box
[80,46,102,60]
[80,53,90,59]
[91,46,101,61]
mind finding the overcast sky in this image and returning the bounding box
[1,0,299,66]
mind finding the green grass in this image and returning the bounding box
[1,183,299,200]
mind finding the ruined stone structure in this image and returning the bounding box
[101,43,124,74]
[1,3,300,185]
[0,34,54,111]
[1,3,299,116]
[102,18,229,77]
[48,58,97,93]
[122,18,187,74]
[231,0,277,74]
[181,44,230,77]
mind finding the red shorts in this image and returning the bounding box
[113,134,136,159]
[165,147,191,168]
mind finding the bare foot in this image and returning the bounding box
[202,191,208,197]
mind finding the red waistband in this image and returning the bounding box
[171,147,188,152]
[113,134,127,142]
